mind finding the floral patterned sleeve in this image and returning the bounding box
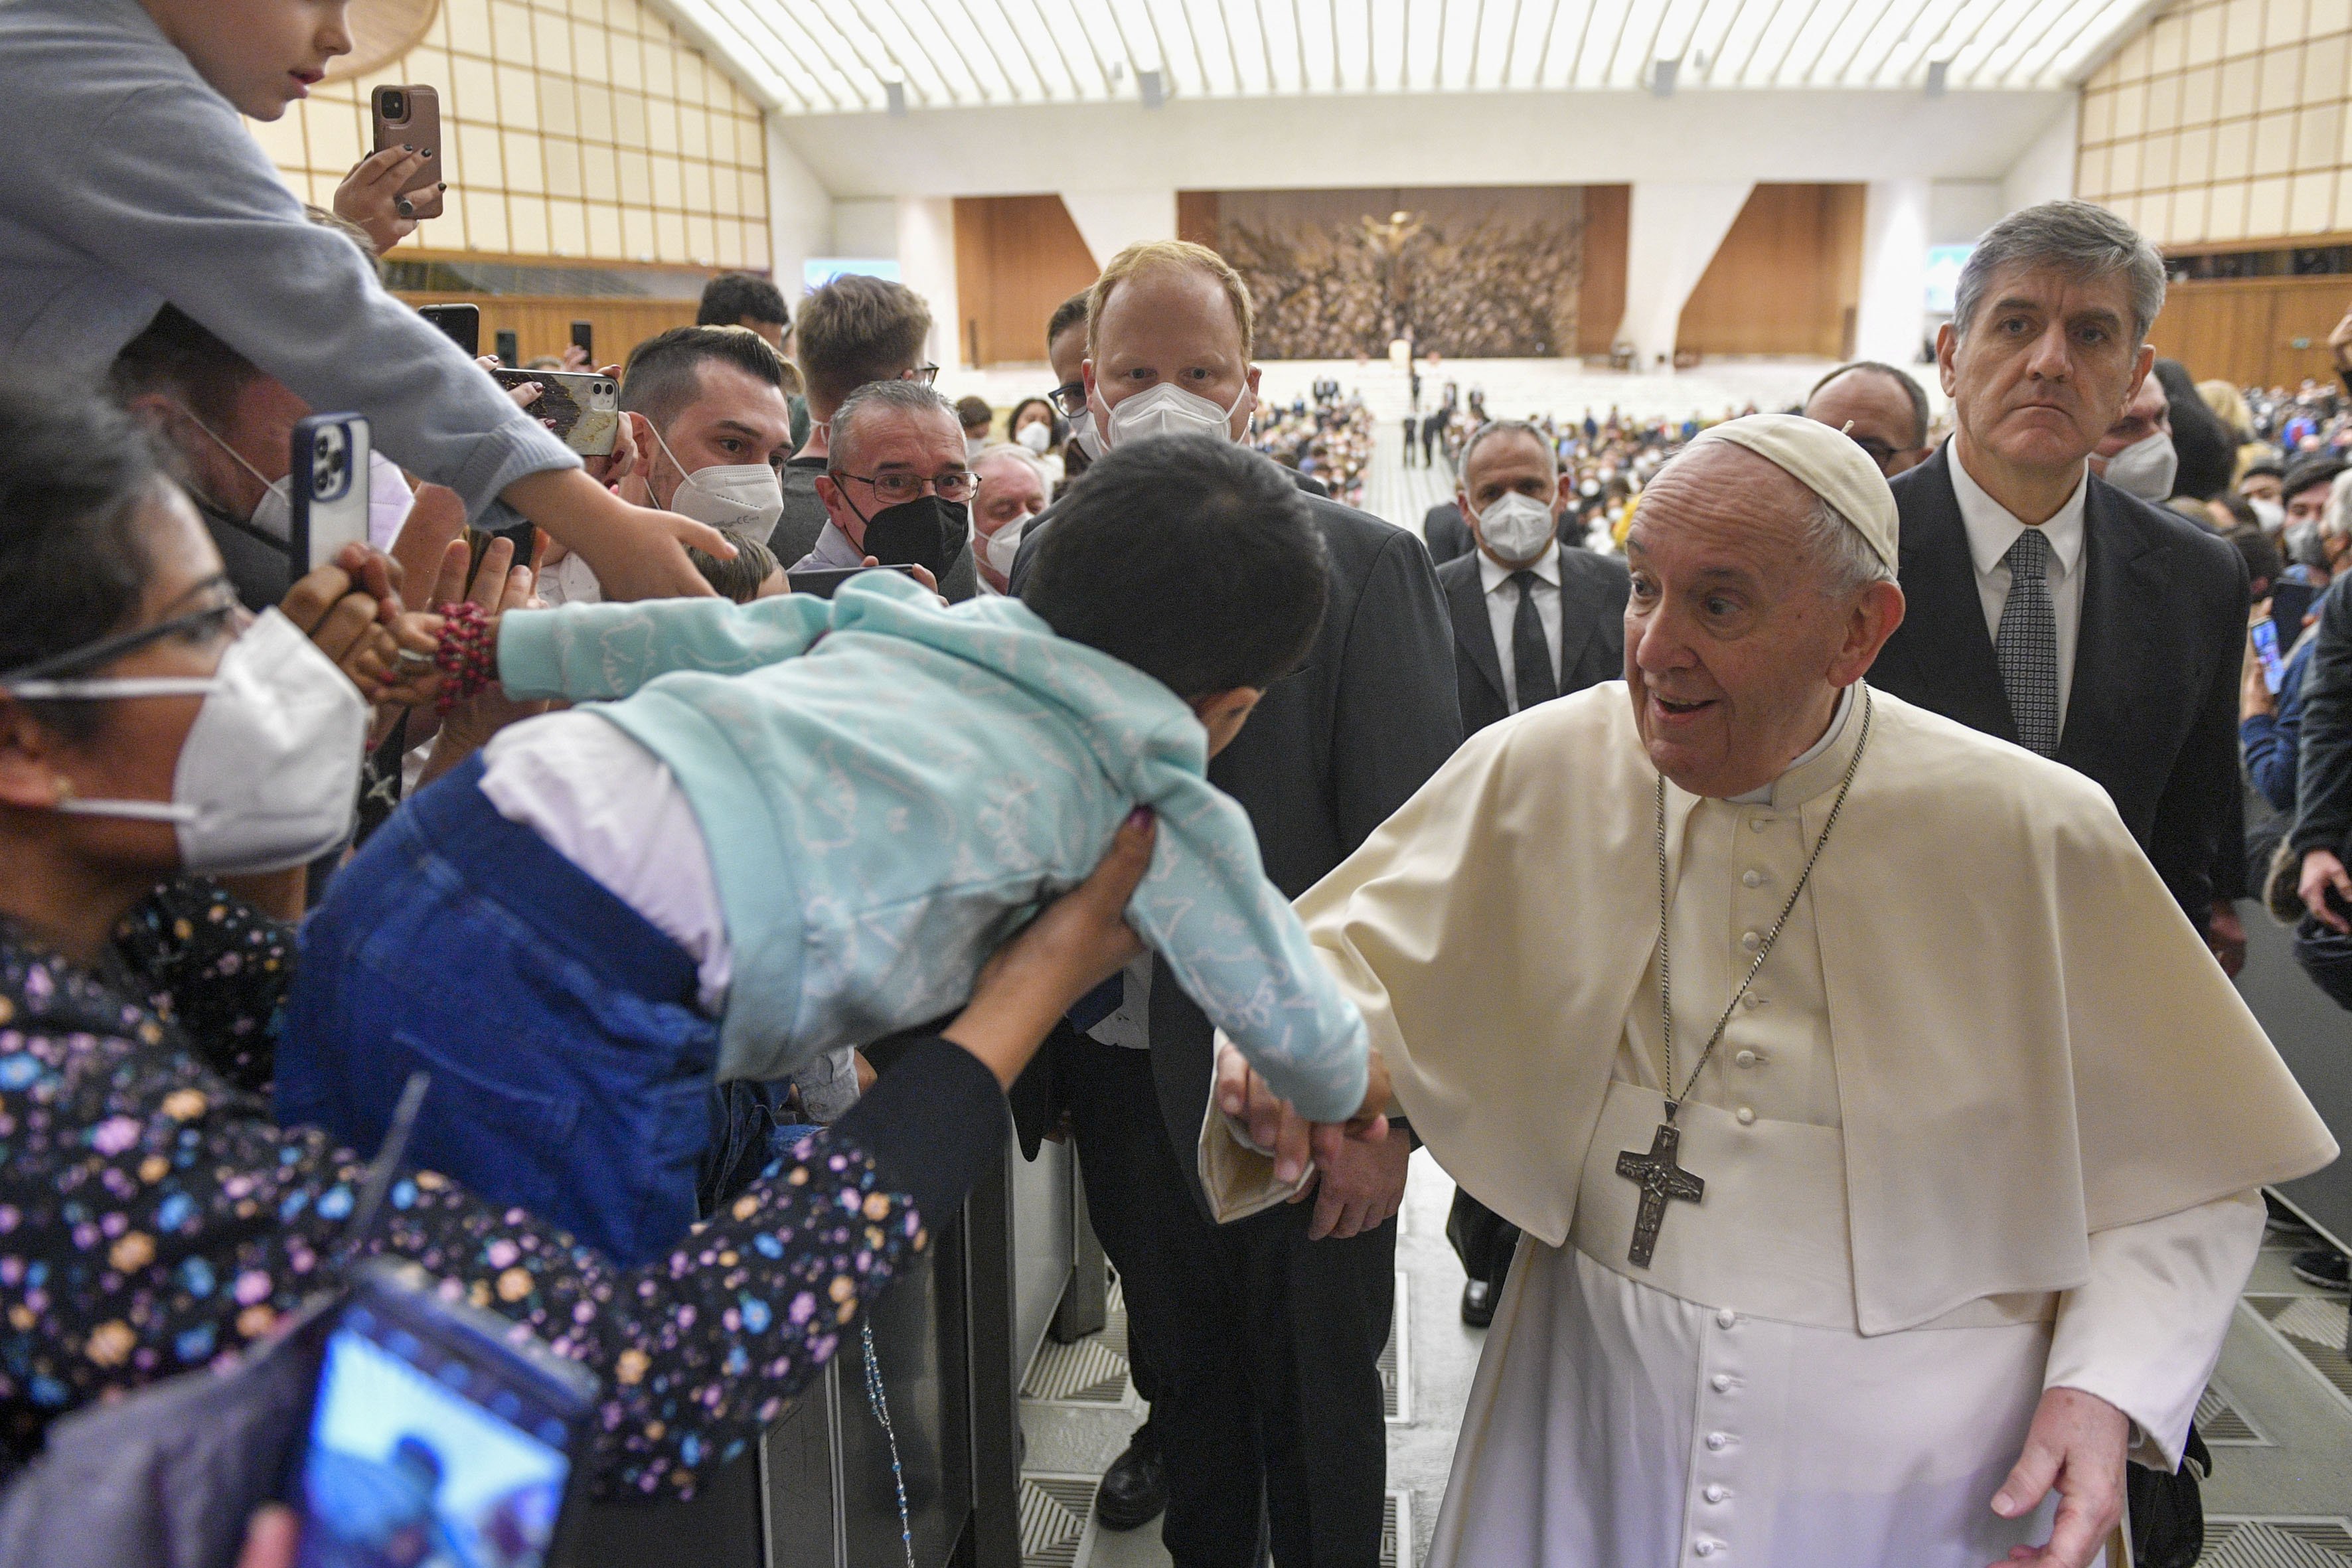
[108,880,291,1096]
[0,941,1006,1500]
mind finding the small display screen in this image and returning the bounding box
[297,1305,571,1568]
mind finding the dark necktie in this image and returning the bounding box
[1995,528,2061,756]
[1511,570,1557,712]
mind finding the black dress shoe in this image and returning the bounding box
[1461,1278,1499,1328]
[1094,1421,1167,1531]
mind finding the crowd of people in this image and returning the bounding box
[0,5,2343,1567]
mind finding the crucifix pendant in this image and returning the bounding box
[1614,1112,1705,1268]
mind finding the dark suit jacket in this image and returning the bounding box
[1871,443,2249,922]
[1438,544,1630,735]
[1009,471,1463,1204]
[1423,502,1473,565]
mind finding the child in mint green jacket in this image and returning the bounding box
[283,433,1379,1263]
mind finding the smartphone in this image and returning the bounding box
[293,1259,597,1568]
[289,413,372,577]
[419,303,479,357]
[491,368,619,455]
[495,329,520,366]
[570,321,593,363]
[2252,618,2286,694]
[785,564,919,599]
[370,86,443,220]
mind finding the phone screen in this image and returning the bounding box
[2252,619,2286,694]
[296,1300,576,1568]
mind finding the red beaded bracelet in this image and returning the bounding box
[432,601,499,714]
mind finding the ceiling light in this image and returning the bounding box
[1650,56,1678,96]
[1138,67,1166,107]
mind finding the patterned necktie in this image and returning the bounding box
[1995,528,2061,756]
[1511,570,1558,712]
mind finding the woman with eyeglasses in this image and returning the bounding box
[0,385,1153,1496]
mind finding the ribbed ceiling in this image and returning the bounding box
[663,0,2152,115]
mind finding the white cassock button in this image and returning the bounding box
[1736,1107,1756,1125]
[1740,930,1761,951]
[1742,994,1764,1009]
[1741,870,1763,888]
[1705,1484,1729,1504]
[1712,1373,1735,1392]
[1734,1049,1757,1068]
[1716,1308,1738,1328]
[1749,819,1771,832]
[1706,1431,1730,1450]
[1695,1539,1719,1556]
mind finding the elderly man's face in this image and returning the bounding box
[1802,370,1928,477]
[814,406,967,553]
[1938,262,2154,477]
[1085,266,1261,441]
[1624,445,1904,799]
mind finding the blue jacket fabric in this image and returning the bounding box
[497,570,1372,1123]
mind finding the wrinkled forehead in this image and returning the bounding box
[838,406,963,470]
[1631,443,1818,561]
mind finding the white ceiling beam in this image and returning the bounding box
[2046,0,2172,87]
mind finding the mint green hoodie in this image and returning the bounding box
[497,570,1370,1123]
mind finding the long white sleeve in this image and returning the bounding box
[2042,1187,2265,1470]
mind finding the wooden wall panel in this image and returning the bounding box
[1577,185,1631,356]
[389,291,702,370]
[952,195,1102,367]
[1177,191,1221,251]
[2147,277,2352,388]
[1677,183,1866,359]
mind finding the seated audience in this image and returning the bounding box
[0,385,1153,1498]
[281,430,1384,1267]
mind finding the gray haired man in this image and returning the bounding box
[1869,199,2252,975]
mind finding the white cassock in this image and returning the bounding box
[1199,682,2337,1568]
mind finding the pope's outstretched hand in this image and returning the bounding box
[1214,1041,1391,1186]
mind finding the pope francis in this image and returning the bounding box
[1206,414,2337,1568]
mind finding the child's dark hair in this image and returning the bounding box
[688,535,780,602]
[1020,434,1328,697]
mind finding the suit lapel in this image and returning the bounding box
[2055,481,2159,771]
[1895,446,2021,745]
[1448,564,1508,710]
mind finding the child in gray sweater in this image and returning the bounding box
[0,0,726,599]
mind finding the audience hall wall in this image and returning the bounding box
[246,0,772,270]
[388,291,702,370]
[951,196,1101,367]
[2146,275,2352,386]
[2078,0,2352,250]
[1578,185,1630,356]
[1677,184,1866,359]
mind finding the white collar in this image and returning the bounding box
[1948,439,2088,580]
[1725,683,1857,806]
[1477,540,1562,595]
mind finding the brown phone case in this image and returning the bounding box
[370,85,444,220]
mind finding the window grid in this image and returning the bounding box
[250,0,770,269]
[2078,0,2352,247]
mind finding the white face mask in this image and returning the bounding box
[536,550,603,607]
[1099,379,1253,449]
[979,512,1030,582]
[368,449,415,551]
[181,408,293,541]
[11,609,365,874]
[2100,431,2178,503]
[2250,497,2286,532]
[651,423,784,541]
[1068,408,1103,460]
[1472,491,1558,565]
[1016,420,1053,455]
[966,435,990,462]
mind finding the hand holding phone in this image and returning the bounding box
[368,87,444,220]
[2251,618,2286,695]
[289,414,374,581]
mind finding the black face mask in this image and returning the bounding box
[860,495,969,580]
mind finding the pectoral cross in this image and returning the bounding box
[1615,1115,1705,1267]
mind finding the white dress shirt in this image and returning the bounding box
[1478,542,1563,712]
[1946,445,2089,734]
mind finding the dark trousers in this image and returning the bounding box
[1058,1035,1393,1567]
[1444,1188,1520,1290]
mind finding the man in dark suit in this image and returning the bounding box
[1422,499,1473,564]
[1869,200,2249,973]
[1433,420,1629,1325]
[1010,241,1460,1567]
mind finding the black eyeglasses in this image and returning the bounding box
[3,592,245,688]
[830,469,979,504]
[1847,433,1900,472]
[1051,381,1087,418]
[905,364,941,386]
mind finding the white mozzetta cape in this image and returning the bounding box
[1296,682,2336,1335]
